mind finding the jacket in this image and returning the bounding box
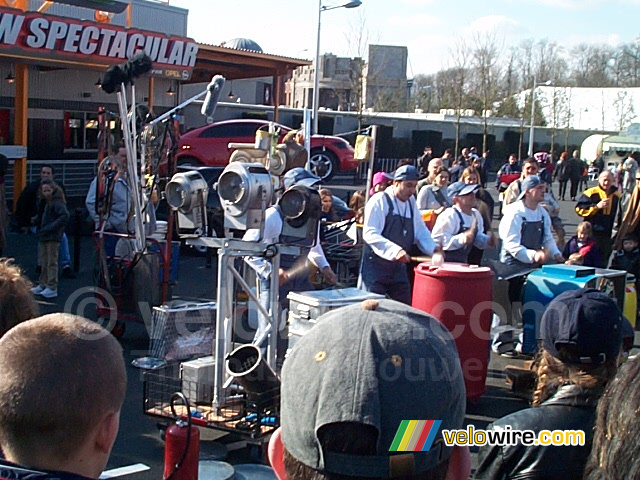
[474,384,601,480]
[38,189,69,243]
[575,185,621,236]
[0,459,94,480]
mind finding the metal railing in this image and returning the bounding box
[5,159,98,201]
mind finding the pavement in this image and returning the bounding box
[2,173,634,479]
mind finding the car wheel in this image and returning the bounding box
[176,156,201,167]
[310,149,338,181]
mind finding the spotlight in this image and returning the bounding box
[277,185,320,245]
[217,162,273,231]
[165,171,209,236]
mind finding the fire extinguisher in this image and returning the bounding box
[164,392,200,480]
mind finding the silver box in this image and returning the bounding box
[287,288,384,349]
[180,356,216,404]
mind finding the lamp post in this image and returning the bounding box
[312,0,362,135]
[528,76,552,157]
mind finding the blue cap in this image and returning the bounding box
[517,174,542,201]
[394,165,420,182]
[283,168,320,189]
[447,181,478,198]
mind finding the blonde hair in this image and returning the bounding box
[0,259,38,337]
[577,221,592,235]
[531,348,617,407]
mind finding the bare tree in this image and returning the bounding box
[442,38,471,157]
[613,90,637,130]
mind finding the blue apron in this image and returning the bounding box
[504,216,544,268]
[444,208,475,263]
[360,192,415,304]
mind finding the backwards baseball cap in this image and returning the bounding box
[541,288,624,365]
[448,181,478,198]
[280,298,465,478]
[283,167,320,189]
[516,174,542,201]
[394,165,420,182]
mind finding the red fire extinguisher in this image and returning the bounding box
[164,393,200,480]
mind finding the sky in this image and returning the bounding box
[168,0,640,77]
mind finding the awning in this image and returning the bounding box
[603,135,640,152]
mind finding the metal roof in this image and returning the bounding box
[187,43,311,83]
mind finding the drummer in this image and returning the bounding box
[359,165,438,304]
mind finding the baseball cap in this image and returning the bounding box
[448,181,478,198]
[283,167,320,189]
[541,288,624,365]
[516,174,542,201]
[280,298,465,478]
[394,165,420,182]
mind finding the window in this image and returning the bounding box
[64,111,100,150]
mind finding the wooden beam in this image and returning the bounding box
[12,63,28,206]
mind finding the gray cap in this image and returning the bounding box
[516,174,542,201]
[283,168,320,189]
[280,298,466,478]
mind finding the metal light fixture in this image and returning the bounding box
[278,185,321,245]
[94,76,102,88]
[228,81,234,99]
[166,85,176,96]
[217,162,273,231]
[5,66,15,84]
[312,0,362,134]
[165,171,209,236]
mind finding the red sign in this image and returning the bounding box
[0,7,198,80]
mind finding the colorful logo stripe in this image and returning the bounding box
[389,420,442,451]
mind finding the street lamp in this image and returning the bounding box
[528,76,552,157]
[312,0,362,135]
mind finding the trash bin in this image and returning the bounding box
[412,263,494,401]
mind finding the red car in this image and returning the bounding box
[176,119,357,181]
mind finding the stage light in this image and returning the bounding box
[165,171,209,236]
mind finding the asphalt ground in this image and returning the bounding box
[3,172,636,479]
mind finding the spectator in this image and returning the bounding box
[621,152,638,196]
[0,258,38,337]
[502,157,539,214]
[319,188,339,223]
[416,157,444,193]
[360,165,437,304]
[613,170,640,251]
[567,150,584,201]
[431,182,495,264]
[461,166,495,265]
[441,148,454,168]
[584,355,640,480]
[480,150,492,188]
[576,170,622,267]
[0,313,126,480]
[475,288,624,480]
[85,151,132,258]
[14,164,74,278]
[417,145,432,178]
[369,171,392,197]
[499,175,563,268]
[610,233,640,295]
[416,166,451,212]
[495,154,521,190]
[563,221,602,268]
[554,151,570,201]
[270,298,469,480]
[347,190,365,220]
[30,179,69,299]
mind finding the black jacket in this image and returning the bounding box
[0,459,94,480]
[474,384,601,480]
[38,189,69,243]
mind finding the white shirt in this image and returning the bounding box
[499,200,561,264]
[243,206,329,279]
[432,205,490,252]
[363,189,436,260]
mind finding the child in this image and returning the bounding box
[563,221,602,267]
[30,179,69,299]
[610,233,640,286]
